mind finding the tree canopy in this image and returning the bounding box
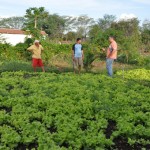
[0,17,25,29]
[0,7,149,54]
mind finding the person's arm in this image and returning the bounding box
[72,45,75,60]
[27,45,33,52]
[107,43,117,58]
[106,48,110,58]
[81,45,84,60]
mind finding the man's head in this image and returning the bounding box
[109,36,115,43]
[76,38,82,44]
[34,40,40,47]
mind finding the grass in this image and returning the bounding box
[0,58,149,75]
[0,60,74,74]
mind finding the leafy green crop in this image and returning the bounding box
[0,70,150,150]
[117,69,150,81]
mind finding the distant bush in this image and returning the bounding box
[0,40,149,68]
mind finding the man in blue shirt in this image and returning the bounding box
[72,38,84,74]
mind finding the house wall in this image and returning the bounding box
[1,34,31,45]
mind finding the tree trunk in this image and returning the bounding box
[34,17,37,28]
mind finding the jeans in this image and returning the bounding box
[106,58,114,77]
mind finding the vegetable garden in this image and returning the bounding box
[0,69,150,150]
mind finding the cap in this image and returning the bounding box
[34,40,40,43]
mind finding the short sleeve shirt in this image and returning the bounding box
[27,45,44,59]
[72,44,83,58]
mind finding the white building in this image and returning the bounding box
[0,28,46,45]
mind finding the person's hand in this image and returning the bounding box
[82,56,84,60]
[102,48,105,51]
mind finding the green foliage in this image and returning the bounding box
[117,68,150,81]
[24,38,34,46]
[0,43,18,61]
[39,40,72,65]
[0,41,72,66]
[0,70,150,149]
[40,14,66,39]
[0,34,6,43]
[25,7,49,29]
[97,14,116,31]
[64,31,77,41]
[0,61,33,72]
[89,17,143,64]
[0,43,11,53]
[0,43,30,61]
[141,29,150,52]
[112,19,141,60]
[23,7,49,39]
[83,44,100,71]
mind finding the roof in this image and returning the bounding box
[0,28,24,34]
[0,28,47,35]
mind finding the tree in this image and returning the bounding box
[111,18,141,63]
[98,14,116,31]
[141,20,150,52]
[88,16,142,63]
[74,15,95,39]
[65,31,76,41]
[89,24,101,41]
[25,7,49,28]
[0,17,26,29]
[39,14,66,39]
[63,16,77,33]
[111,18,140,37]
[88,14,117,46]
[142,19,150,30]
[64,15,95,39]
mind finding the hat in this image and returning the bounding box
[34,40,40,43]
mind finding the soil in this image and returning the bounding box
[2,115,150,150]
[6,85,14,92]
[47,125,57,134]
[0,106,12,113]
[15,143,38,150]
[60,141,69,148]
[105,120,150,150]
[110,136,150,150]
[105,120,117,139]
[80,122,88,131]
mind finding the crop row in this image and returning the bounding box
[0,70,150,150]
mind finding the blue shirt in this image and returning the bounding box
[72,44,83,58]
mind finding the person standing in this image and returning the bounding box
[103,36,118,77]
[72,38,84,74]
[27,40,45,72]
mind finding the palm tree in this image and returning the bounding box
[25,7,48,29]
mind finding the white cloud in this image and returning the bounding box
[119,13,137,21]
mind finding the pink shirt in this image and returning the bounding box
[107,41,118,59]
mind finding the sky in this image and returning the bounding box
[0,0,150,23]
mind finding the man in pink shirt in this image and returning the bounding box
[103,36,118,77]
